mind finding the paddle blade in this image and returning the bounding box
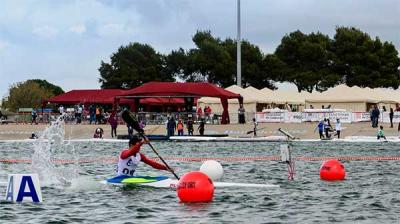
[122,110,144,134]
[246,131,253,134]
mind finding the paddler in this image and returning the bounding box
[117,136,172,176]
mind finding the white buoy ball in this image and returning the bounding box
[199,160,224,181]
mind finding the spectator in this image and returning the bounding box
[167,117,176,137]
[93,128,104,138]
[177,120,184,136]
[389,108,394,128]
[89,105,96,124]
[127,125,134,138]
[95,106,101,124]
[198,119,205,136]
[197,107,203,120]
[371,105,380,128]
[382,106,387,112]
[29,133,38,139]
[335,118,342,139]
[187,117,194,136]
[31,108,38,125]
[324,118,333,138]
[108,114,118,138]
[377,126,387,140]
[238,104,246,124]
[76,104,83,124]
[252,118,258,137]
[396,103,400,112]
[139,119,146,130]
[315,120,324,139]
[59,105,65,114]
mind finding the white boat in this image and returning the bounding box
[169,135,288,142]
[105,175,279,189]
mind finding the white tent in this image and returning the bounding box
[305,85,399,112]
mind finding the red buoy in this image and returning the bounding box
[177,171,214,203]
[320,159,346,181]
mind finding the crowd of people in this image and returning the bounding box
[165,116,203,136]
[315,118,342,139]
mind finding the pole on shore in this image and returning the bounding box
[236,0,241,87]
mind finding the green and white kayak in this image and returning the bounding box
[105,175,279,189]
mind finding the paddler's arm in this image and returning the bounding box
[120,141,144,159]
[140,153,168,171]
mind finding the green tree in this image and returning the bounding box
[332,27,400,88]
[274,30,340,92]
[28,79,64,95]
[99,42,174,89]
[2,81,53,112]
[223,38,276,89]
[166,30,276,88]
[183,31,235,87]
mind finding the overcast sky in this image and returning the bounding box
[0,0,399,98]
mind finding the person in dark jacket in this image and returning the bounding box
[198,119,205,136]
[389,108,394,128]
[167,117,176,136]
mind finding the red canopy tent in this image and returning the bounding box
[46,89,130,105]
[116,82,242,124]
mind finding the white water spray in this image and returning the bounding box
[31,115,79,186]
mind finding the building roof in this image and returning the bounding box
[120,82,241,99]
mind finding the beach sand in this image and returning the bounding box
[0,122,398,140]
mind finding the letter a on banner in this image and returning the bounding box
[5,174,42,203]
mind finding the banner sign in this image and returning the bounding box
[255,112,285,123]
[352,112,371,122]
[285,112,302,123]
[302,111,352,123]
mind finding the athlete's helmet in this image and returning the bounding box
[129,135,142,146]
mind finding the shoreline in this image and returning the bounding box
[0,122,398,140]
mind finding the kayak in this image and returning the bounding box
[105,175,280,189]
[106,175,177,188]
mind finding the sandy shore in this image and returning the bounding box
[0,122,398,140]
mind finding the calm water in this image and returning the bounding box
[1,141,399,223]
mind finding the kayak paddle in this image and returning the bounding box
[246,127,267,134]
[122,110,180,180]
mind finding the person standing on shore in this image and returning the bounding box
[198,119,205,136]
[58,105,64,115]
[167,117,176,136]
[389,108,394,128]
[177,120,184,136]
[89,105,96,124]
[197,107,203,121]
[108,114,118,138]
[186,117,194,136]
[238,104,246,124]
[31,108,38,125]
[252,118,258,137]
[315,120,324,139]
[371,105,380,128]
[335,118,342,139]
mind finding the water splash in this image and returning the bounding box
[31,115,79,186]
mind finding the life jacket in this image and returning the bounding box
[177,123,184,130]
[117,152,141,176]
